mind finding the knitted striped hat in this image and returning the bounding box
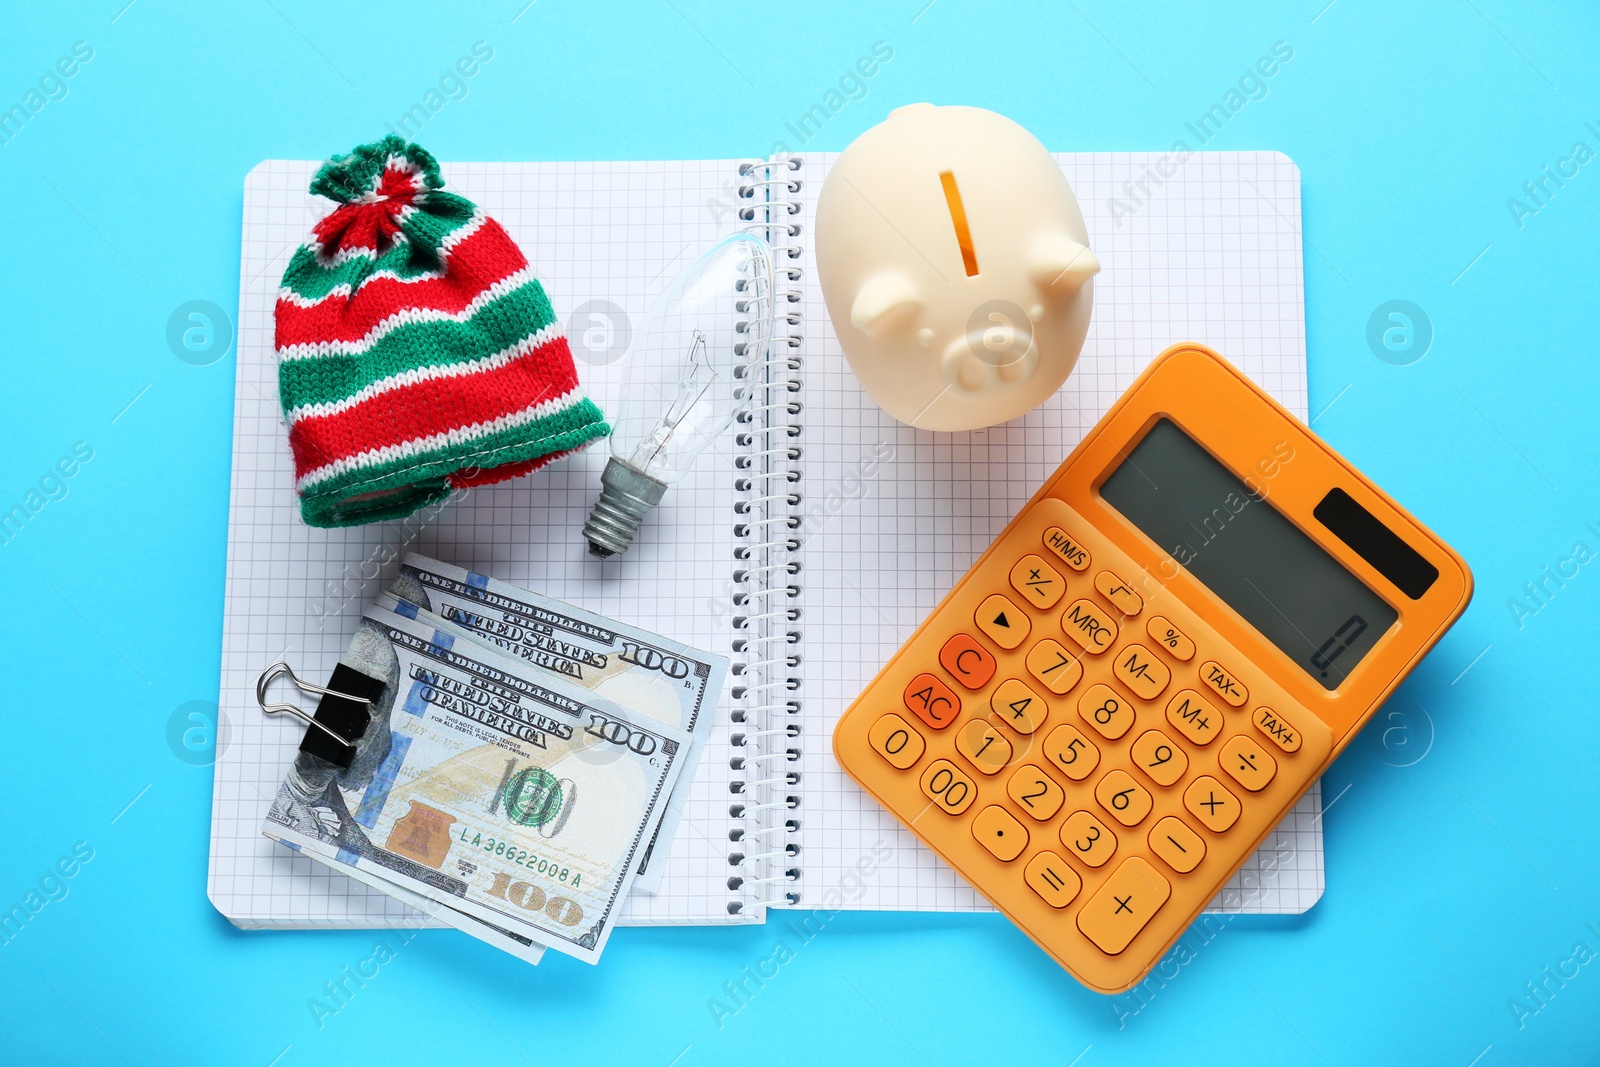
[275,136,608,527]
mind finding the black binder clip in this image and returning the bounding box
[255,661,385,768]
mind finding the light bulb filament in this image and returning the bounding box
[629,331,721,471]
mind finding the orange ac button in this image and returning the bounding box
[902,673,960,730]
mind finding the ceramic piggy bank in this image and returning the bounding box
[815,103,1099,431]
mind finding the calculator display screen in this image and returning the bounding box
[1101,419,1398,689]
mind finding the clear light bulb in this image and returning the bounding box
[584,233,775,558]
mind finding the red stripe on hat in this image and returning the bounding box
[286,336,580,479]
[277,220,530,349]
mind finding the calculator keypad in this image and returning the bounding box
[1148,817,1205,874]
[1164,689,1221,746]
[1024,851,1082,907]
[833,498,1335,993]
[972,806,1029,862]
[1146,615,1195,660]
[1094,570,1143,616]
[939,634,995,690]
[1061,599,1118,654]
[976,594,1030,649]
[920,760,978,815]
[1095,770,1154,827]
[1006,765,1065,820]
[1042,724,1099,780]
[1130,729,1188,786]
[1025,640,1083,694]
[1184,776,1242,832]
[1076,858,1171,955]
[990,678,1048,734]
[1199,659,1248,707]
[868,714,926,769]
[1060,810,1117,868]
[956,719,1012,775]
[903,673,960,730]
[1009,555,1066,609]
[1219,734,1277,792]
[1111,644,1170,700]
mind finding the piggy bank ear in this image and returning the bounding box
[1029,234,1100,292]
[850,270,923,337]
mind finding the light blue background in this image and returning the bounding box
[2,1,1596,1064]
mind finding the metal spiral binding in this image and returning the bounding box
[727,156,805,916]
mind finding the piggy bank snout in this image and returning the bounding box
[945,301,1038,393]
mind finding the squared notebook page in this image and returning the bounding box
[788,151,1324,916]
[211,159,756,929]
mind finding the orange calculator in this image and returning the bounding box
[833,344,1473,993]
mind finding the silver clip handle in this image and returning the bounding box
[256,661,370,749]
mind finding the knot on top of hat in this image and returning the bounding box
[308,136,454,265]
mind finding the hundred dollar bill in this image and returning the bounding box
[383,552,728,893]
[262,605,689,964]
[281,837,548,965]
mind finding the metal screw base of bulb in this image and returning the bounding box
[584,458,668,558]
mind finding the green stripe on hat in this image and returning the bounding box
[278,280,559,411]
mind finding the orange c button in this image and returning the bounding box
[939,633,997,690]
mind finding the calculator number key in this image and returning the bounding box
[1006,764,1065,821]
[1010,554,1066,610]
[990,678,1048,735]
[1149,817,1206,874]
[1093,570,1143,616]
[1199,659,1248,707]
[976,594,1030,650]
[972,805,1029,862]
[919,760,978,816]
[1061,599,1118,655]
[868,714,926,770]
[1042,724,1100,782]
[1183,776,1242,832]
[1094,769,1154,827]
[1060,810,1117,868]
[1025,639,1084,695]
[902,673,960,730]
[1165,689,1221,746]
[938,634,996,690]
[1146,615,1195,660]
[1024,851,1082,908]
[1077,683,1135,742]
[956,719,1013,775]
[1219,734,1277,792]
[1113,644,1171,700]
[1076,857,1171,955]
[1130,729,1188,787]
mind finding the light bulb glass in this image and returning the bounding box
[584,233,775,557]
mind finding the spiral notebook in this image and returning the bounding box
[209,148,1321,933]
